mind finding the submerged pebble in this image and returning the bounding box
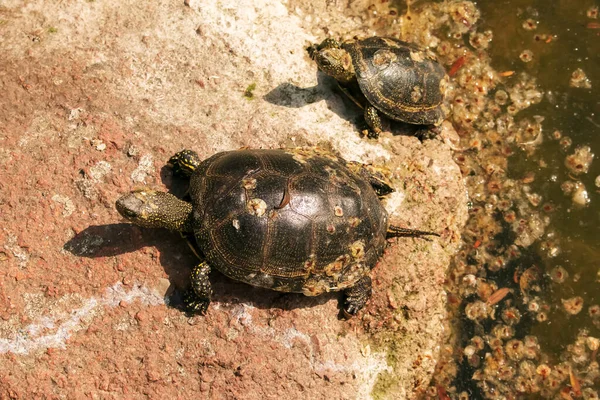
[381,1,600,397]
[570,68,592,89]
[565,146,594,175]
[562,296,584,315]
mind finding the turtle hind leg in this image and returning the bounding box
[364,105,383,139]
[341,275,372,319]
[346,162,394,198]
[183,261,213,315]
[168,149,202,177]
[386,225,440,239]
[364,167,394,197]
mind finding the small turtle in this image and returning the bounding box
[309,36,448,139]
[116,148,438,317]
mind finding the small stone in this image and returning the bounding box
[562,296,584,315]
[135,311,148,322]
[549,266,568,283]
[469,30,493,50]
[571,183,590,206]
[536,311,548,322]
[522,19,537,31]
[465,301,488,320]
[463,345,476,357]
[146,370,160,382]
[586,337,599,351]
[127,145,139,157]
[565,146,594,175]
[519,50,533,63]
[155,278,171,297]
[570,68,592,89]
[495,90,509,105]
[536,364,551,377]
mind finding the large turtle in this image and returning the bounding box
[308,36,448,139]
[116,148,438,317]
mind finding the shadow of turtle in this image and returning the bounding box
[63,223,335,315]
[264,71,427,138]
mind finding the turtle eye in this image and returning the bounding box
[320,58,331,67]
[121,208,138,219]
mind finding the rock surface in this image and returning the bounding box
[0,0,467,398]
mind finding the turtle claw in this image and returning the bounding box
[341,276,372,319]
[342,302,361,319]
[182,289,210,315]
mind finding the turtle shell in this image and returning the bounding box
[188,148,388,296]
[343,37,447,126]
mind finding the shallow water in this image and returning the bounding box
[479,0,599,357]
[445,0,600,396]
[374,0,600,397]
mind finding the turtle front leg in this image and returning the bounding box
[364,105,383,139]
[342,275,372,318]
[183,261,213,315]
[168,149,202,177]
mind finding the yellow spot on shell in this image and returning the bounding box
[302,279,330,296]
[324,255,349,277]
[411,86,423,102]
[348,217,361,227]
[247,198,267,217]
[350,241,365,260]
[373,49,397,69]
[242,178,257,190]
[409,51,425,62]
[304,255,316,273]
[334,206,344,217]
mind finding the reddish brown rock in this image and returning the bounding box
[0,0,466,398]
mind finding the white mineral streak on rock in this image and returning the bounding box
[0,283,164,355]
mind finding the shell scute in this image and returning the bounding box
[191,149,388,293]
[343,36,447,125]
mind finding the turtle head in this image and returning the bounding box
[308,38,355,83]
[116,189,194,232]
